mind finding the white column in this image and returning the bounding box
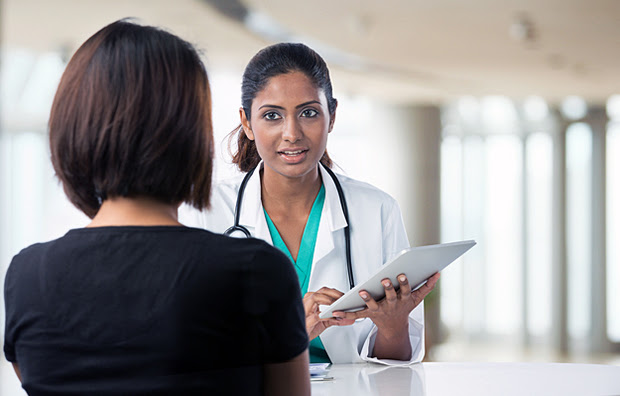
[521,134,530,346]
[551,108,569,353]
[588,106,609,353]
[393,105,443,350]
[393,105,442,247]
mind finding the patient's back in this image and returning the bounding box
[4,226,307,395]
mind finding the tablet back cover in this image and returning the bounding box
[319,240,476,319]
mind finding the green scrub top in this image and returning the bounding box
[264,184,330,363]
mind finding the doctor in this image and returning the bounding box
[183,43,439,365]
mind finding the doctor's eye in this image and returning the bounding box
[301,109,318,118]
[263,111,282,121]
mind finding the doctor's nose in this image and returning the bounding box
[282,118,303,142]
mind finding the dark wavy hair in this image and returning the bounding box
[230,43,337,172]
[49,19,214,218]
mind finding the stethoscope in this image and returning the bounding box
[224,162,355,290]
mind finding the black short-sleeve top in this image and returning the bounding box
[3,226,308,395]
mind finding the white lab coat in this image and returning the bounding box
[179,163,425,365]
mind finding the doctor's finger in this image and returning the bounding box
[397,274,411,297]
[359,290,380,311]
[322,317,356,328]
[315,287,345,299]
[333,308,370,320]
[303,296,320,314]
[306,292,340,306]
[303,292,323,309]
[382,278,398,303]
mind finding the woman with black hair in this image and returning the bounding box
[3,21,310,395]
[184,42,439,365]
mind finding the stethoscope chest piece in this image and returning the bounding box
[223,225,252,238]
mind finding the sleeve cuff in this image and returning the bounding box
[359,316,425,366]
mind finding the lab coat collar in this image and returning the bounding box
[318,164,348,232]
[238,162,273,245]
[309,164,349,268]
[236,161,348,249]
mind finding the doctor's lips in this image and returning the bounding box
[277,148,309,161]
[278,148,308,155]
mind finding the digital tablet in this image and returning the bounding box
[318,240,476,319]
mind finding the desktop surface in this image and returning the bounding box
[311,361,620,396]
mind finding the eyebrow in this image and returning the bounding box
[258,100,321,111]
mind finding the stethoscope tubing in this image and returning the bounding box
[224,163,354,290]
[224,166,255,238]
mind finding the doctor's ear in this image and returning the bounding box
[328,113,337,133]
[239,107,255,140]
[328,101,338,133]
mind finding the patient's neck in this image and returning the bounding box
[87,196,181,227]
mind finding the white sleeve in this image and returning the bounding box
[360,304,425,365]
[178,203,206,229]
[178,182,237,233]
[359,198,426,365]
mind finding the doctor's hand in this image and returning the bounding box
[303,287,356,340]
[332,272,440,360]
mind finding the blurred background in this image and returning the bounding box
[1,0,619,393]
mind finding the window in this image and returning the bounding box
[440,96,618,355]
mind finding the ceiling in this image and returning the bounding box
[3,0,619,106]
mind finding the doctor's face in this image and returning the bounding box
[241,71,334,181]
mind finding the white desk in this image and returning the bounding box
[311,362,620,396]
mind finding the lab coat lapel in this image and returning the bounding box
[237,164,347,262]
[315,169,367,364]
[238,163,273,244]
[312,166,348,266]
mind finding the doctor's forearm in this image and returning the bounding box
[372,325,412,361]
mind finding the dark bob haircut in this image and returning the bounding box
[49,19,213,218]
[231,42,337,172]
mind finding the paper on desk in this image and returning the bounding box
[309,363,331,379]
[309,363,330,374]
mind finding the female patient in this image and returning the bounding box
[3,20,309,395]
